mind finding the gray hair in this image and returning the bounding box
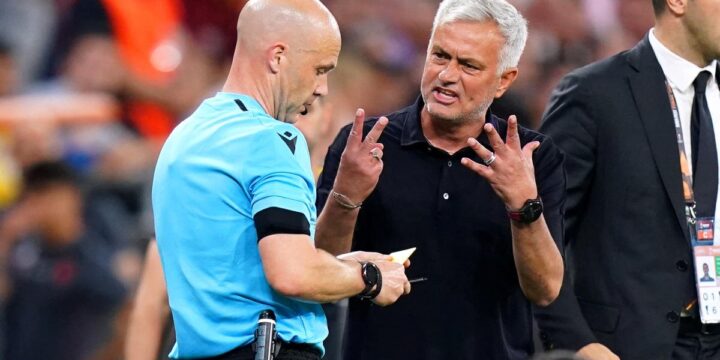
[431,0,528,72]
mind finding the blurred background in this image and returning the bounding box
[0,0,653,358]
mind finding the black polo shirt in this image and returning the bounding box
[316,97,565,360]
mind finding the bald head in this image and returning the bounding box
[236,0,340,55]
[224,0,341,123]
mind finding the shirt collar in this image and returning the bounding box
[400,96,499,148]
[649,28,718,92]
[399,97,427,146]
[216,92,269,114]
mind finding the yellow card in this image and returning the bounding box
[390,247,416,264]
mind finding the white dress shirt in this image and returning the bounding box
[649,28,720,240]
[649,28,720,245]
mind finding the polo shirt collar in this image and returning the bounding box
[400,96,499,148]
[399,97,427,147]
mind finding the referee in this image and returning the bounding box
[151,1,411,359]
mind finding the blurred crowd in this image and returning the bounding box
[0,0,653,358]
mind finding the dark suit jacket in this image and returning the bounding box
[535,36,705,359]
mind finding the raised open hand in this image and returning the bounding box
[332,108,389,206]
[460,115,540,210]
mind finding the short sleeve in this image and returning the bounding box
[245,125,316,224]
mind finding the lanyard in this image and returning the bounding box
[669,72,720,322]
[665,82,698,230]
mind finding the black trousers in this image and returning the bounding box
[672,317,720,360]
[203,342,321,360]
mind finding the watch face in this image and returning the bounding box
[362,262,379,286]
[524,200,543,222]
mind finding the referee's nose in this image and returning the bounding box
[315,73,329,97]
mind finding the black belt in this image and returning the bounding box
[205,341,321,360]
[679,316,720,335]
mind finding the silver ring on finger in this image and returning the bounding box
[370,148,381,161]
[482,152,496,166]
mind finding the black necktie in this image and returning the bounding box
[691,70,718,217]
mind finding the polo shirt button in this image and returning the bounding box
[676,260,689,272]
[447,161,452,167]
[666,311,679,323]
[443,193,450,200]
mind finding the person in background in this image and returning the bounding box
[0,161,127,360]
[0,39,18,97]
[535,0,720,358]
[125,239,174,360]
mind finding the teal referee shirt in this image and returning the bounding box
[152,92,326,359]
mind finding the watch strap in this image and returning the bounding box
[507,197,543,223]
[507,210,524,222]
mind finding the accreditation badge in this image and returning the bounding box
[693,218,720,323]
[696,218,715,246]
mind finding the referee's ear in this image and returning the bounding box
[267,42,288,74]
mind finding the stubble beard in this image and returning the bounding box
[426,97,493,128]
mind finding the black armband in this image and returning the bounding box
[254,207,310,242]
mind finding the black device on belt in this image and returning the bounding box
[253,310,280,360]
[206,310,321,360]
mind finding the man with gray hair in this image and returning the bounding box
[315,0,565,358]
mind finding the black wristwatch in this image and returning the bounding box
[358,262,382,300]
[507,197,543,224]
